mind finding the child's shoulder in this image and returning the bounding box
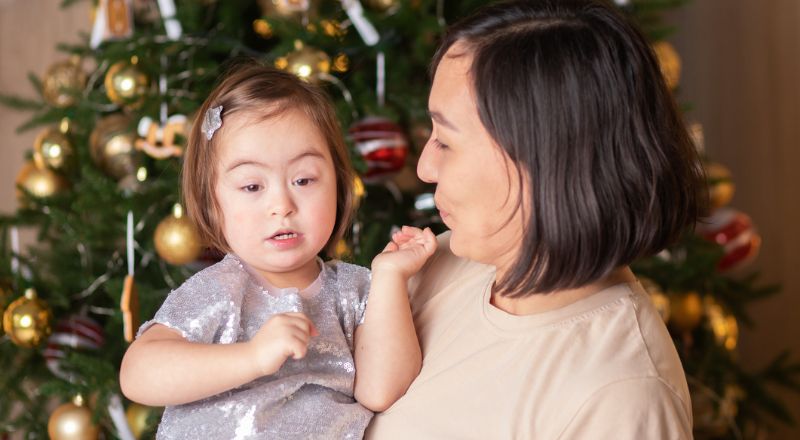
[176,254,248,294]
[322,259,371,288]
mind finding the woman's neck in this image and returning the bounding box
[490,266,636,316]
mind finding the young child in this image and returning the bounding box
[119,62,435,439]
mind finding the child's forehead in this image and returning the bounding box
[215,111,331,166]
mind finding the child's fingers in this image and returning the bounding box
[282,312,318,337]
[382,241,399,253]
[422,227,438,253]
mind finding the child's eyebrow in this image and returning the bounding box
[225,150,325,172]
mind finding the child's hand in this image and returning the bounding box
[372,226,437,279]
[248,312,319,377]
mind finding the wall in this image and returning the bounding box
[669,1,800,439]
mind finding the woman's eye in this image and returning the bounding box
[433,139,449,150]
[242,184,261,192]
[293,178,314,186]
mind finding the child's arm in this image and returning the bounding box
[353,226,437,412]
[119,312,317,406]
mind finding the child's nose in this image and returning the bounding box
[270,187,296,217]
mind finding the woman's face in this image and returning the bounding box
[418,44,528,274]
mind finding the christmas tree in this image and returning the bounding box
[0,1,797,438]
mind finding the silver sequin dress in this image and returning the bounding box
[137,254,374,439]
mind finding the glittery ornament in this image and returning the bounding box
[42,58,87,108]
[652,40,681,90]
[48,395,99,440]
[34,126,74,171]
[15,161,69,205]
[104,59,149,108]
[276,41,331,83]
[349,116,409,181]
[43,315,105,381]
[638,278,670,323]
[126,403,160,439]
[257,0,319,22]
[154,204,202,265]
[705,162,735,211]
[668,291,703,333]
[704,296,738,351]
[2,288,53,348]
[90,113,141,180]
[696,208,761,272]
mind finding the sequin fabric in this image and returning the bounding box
[137,254,373,439]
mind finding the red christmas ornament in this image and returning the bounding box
[43,315,105,381]
[349,116,408,181]
[697,208,761,272]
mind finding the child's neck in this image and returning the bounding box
[251,258,322,291]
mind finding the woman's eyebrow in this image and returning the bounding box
[428,110,459,132]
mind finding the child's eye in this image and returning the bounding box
[293,178,315,186]
[241,184,261,192]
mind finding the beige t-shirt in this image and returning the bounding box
[366,232,692,439]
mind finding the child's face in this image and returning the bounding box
[214,108,338,287]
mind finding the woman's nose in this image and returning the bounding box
[417,137,439,184]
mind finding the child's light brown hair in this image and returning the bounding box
[182,60,355,257]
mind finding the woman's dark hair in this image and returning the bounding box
[432,0,706,296]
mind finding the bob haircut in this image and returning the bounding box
[432,0,706,296]
[182,61,355,257]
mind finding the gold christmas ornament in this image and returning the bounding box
[706,162,735,211]
[2,288,53,348]
[638,278,670,323]
[42,58,87,108]
[277,41,330,83]
[334,239,351,259]
[0,283,11,336]
[15,161,69,205]
[257,0,319,22]
[104,60,149,108]
[253,18,273,38]
[668,291,703,333]
[332,53,349,73]
[652,40,681,90]
[90,114,140,180]
[48,395,100,440]
[126,403,160,439]
[34,126,74,171]
[154,204,202,265]
[320,19,346,38]
[364,0,398,13]
[704,297,739,351]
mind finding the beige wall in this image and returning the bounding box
[0,0,90,214]
[1,0,798,438]
[670,2,800,438]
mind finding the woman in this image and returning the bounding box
[366,0,703,438]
